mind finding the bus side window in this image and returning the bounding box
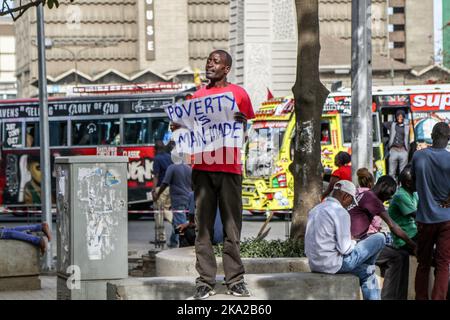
[25,123,40,148]
[151,118,169,143]
[50,121,68,147]
[320,121,331,145]
[72,120,99,145]
[124,118,151,145]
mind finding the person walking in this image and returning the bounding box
[153,151,192,248]
[151,140,173,245]
[188,49,255,299]
[411,122,450,300]
[305,180,386,300]
[387,110,410,179]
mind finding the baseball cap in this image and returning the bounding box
[333,180,358,205]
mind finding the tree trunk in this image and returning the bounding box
[290,0,329,241]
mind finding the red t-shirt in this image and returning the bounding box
[331,165,352,181]
[191,83,255,175]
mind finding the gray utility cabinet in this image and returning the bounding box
[55,156,128,299]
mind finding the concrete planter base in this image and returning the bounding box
[108,273,360,300]
[156,247,310,277]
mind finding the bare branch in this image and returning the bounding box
[0,0,45,21]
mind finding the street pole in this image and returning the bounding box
[351,0,373,183]
[37,3,53,271]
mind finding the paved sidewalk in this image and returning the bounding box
[0,276,56,300]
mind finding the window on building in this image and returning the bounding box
[393,24,405,31]
[392,7,405,14]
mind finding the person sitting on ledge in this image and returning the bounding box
[305,180,386,300]
[0,222,52,254]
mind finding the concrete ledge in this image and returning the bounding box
[0,240,41,291]
[156,247,310,277]
[0,240,40,277]
[0,275,41,291]
[107,272,360,300]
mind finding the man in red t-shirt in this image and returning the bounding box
[189,50,255,300]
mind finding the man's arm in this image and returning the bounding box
[440,193,450,208]
[379,211,416,251]
[334,210,356,255]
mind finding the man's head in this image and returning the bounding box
[155,140,165,154]
[431,122,450,148]
[399,165,414,192]
[396,110,405,124]
[372,175,397,202]
[205,50,232,82]
[332,180,358,208]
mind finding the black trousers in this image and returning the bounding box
[192,170,245,288]
[376,245,410,300]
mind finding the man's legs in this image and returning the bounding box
[398,149,408,174]
[339,233,386,300]
[376,246,410,299]
[0,228,42,246]
[169,205,188,248]
[11,224,42,232]
[153,187,171,243]
[193,170,220,289]
[431,221,450,300]
[217,173,245,288]
[388,149,399,178]
[415,222,437,299]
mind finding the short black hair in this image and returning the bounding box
[336,151,351,166]
[431,122,450,141]
[373,175,397,201]
[211,50,232,68]
[398,165,413,187]
[155,140,165,153]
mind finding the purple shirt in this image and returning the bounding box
[349,190,386,239]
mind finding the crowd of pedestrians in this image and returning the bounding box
[306,122,450,300]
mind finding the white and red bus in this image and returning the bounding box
[0,90,190,217]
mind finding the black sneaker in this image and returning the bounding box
[193,285,216,300]
[227,282,251,297]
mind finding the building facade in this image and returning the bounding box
[230,0,449,107]
[0,16,16,99]
[15,0,230,98]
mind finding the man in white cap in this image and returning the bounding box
[305,180,386,300]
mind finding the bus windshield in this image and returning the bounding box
[245,123,287,178]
